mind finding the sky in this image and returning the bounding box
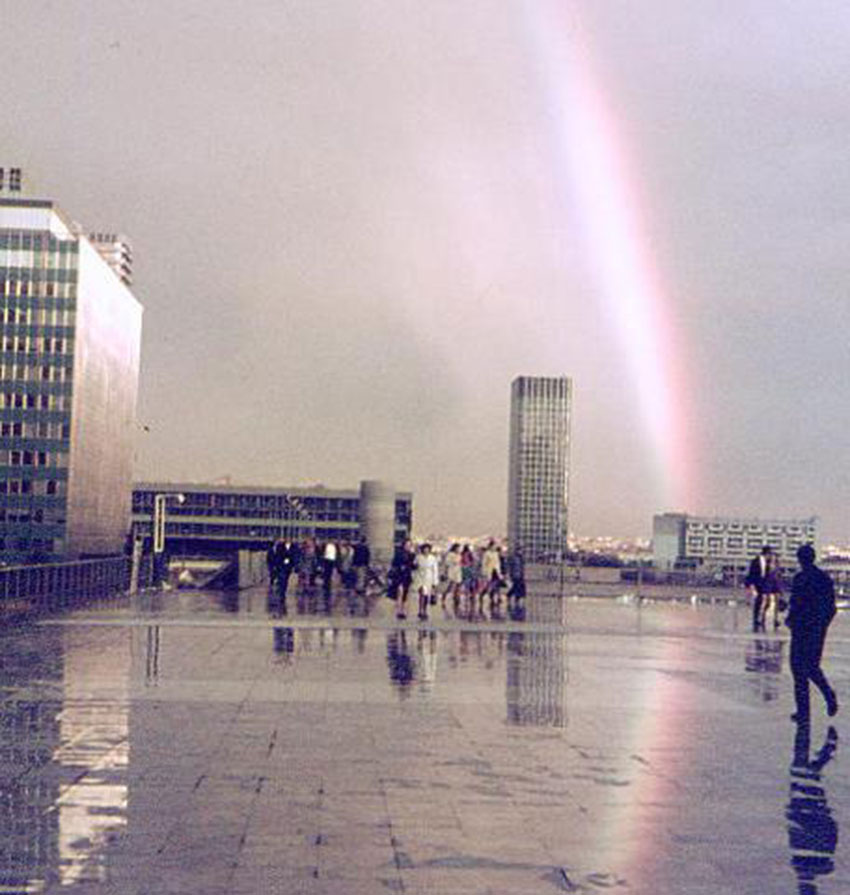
[3,0,849,540]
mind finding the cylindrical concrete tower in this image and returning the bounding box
[359,480,396,564]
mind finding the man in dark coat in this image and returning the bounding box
[786,544,838,723]
[352,537,371,594]
[745,545,773,631]
[277,539,301,601]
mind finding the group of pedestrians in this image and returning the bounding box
[388,539,526,621]
[266,535,374,601]
[745,545,786,631]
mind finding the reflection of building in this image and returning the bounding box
[653,513,817,571]
[132,480,413,558]
[506,597,567,727]
[0,173,143,561]
[507,375,572,562]
[55,627,129,886]
[0,627,63,892]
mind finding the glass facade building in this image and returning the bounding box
[0,195,142,562]
[507,375,572,562]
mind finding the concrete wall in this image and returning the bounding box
[359,480,395,563]
[237,550,268,589]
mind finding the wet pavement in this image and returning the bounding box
[1,583,848,894]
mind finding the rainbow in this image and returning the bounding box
[522,1,695,510]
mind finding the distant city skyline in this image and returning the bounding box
[4,2,850,541]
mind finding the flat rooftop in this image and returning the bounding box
[1,584,848,894]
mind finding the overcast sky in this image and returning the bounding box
[3,0,849,540]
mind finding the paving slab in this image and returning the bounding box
[0,585,848,893]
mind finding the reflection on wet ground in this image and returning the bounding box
[1,584,848,893]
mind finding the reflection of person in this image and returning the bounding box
[787,722,838,893]
[745,546,773,631]
[744,638,784,703]
[786,545,838,723]
[386,631,415,695]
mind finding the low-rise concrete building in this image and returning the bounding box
[653,512,817,571]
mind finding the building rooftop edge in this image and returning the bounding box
[133,481,413,499]
[655,511,817,524]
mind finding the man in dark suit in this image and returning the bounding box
[275,538,301,602]
[745,545,773,631]
[786,544,838,723]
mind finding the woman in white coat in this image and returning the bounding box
[412,543,440,621]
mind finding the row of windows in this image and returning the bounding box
[0,230,76,251]
[0,537,57,553]
[0,479,65,495]
[0,271,77,302]
[1,420,69,438]
[135,521,360,541]
[2,336,68,354]
[135,492,357,511]
[134,506,362,523]
[3,449,67,468]
[0,508,65,524]
[1,305,76,325]
[1,244,78,262]
[686,522,815,535]
[0,268,78,287]
[0,362,71,383]
[0,392,69,410]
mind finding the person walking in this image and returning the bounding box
[506,547,526,603]
[745,546,774,631]
[481,540,503,607]
[762,552,784,630]
[786,544,838,723]
[392,539,416,620]
[460,544,479,613]
[266,540,281,592]
[321,540,338,594]
[412,543,440,621]
[442,543,462,607]
[277,538,301,601]
[338,541,355,591]
[352,537,371,595]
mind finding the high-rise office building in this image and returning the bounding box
[0,169,143,561]
[507,375,572,562]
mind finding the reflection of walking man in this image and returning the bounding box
[745,545,773,631]
[786,545,838,723]
[787,722,838,893]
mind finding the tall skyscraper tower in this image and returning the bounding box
[0,169,143,561]
[507,375,572,562]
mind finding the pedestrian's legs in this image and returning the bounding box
[792,664,811,722]
[809,665,838,715]
[752,592,763,631]
[418,587,428,620]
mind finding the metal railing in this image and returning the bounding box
[0,555,131,620]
